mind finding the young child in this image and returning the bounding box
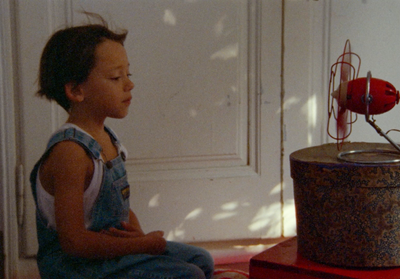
[30,15,214,279]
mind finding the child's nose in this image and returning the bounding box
[125,79,134,91]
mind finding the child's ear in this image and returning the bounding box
[65,82,84,103]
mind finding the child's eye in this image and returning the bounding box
[110,74,131,81]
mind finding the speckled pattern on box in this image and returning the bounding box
[290,142,400,267]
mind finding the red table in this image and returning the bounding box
[249,237,400,279]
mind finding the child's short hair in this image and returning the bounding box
[37,16,128,111]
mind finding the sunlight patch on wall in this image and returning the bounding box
[213,211,238,221]
[166,208,203,241]
[163,9,176,26]
[214,14,227,37]
[301,94,318,145]
[221,201,239,211]
[148,193,161,207]
[269,183,281,196]
[166,223,186,241]
[279,96,300,113]
[210,43,238,60]
[301,94,317,128]
[248,202,281,237]
[283,198,297,236]
[185,208,203,220]
[212,201,247,221]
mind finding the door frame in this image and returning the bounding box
[0,0,20,278]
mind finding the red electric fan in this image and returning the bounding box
[327,40,400,163]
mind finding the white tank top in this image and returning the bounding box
[36,123,126,230]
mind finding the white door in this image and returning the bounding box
[15,0,287,257]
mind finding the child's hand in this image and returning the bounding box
[100,224,166,255]
[144,230,167,255]
[145,230,164,238]
[102,221,145,238]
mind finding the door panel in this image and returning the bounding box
[76,0,256,178]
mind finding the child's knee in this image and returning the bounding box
[195,248,214,279]
[186,264,207,279]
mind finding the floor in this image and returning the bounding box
[190,237,289,274]
[215,262,250,273]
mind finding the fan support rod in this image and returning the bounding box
[364,71,400,153]
[366,117,400,152]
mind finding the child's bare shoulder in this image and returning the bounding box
[46,140,92,165]
[40,140,94,193]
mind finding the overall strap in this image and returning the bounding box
[104,126,119,145]
[46,127,102,160]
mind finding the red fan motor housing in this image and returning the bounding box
[344,77,399,115]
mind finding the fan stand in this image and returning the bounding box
[338,71,400,164]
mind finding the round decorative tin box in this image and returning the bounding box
[291,142,400,267]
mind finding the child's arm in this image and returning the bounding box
[105,210,147,238]
[43,141,166,259]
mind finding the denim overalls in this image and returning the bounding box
[30,126,214,279]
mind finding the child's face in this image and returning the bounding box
[77,39,134,119]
